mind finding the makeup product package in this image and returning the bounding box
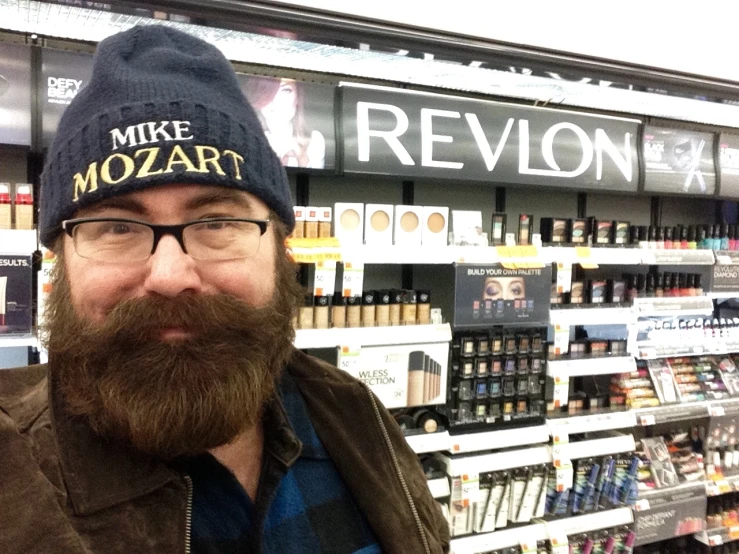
[539,218,568,244]
[292,206,306,238]
[0,184,11,229]
[364,204,394,246]
[304,206,319,239]
[421,206,449,247]
[333,203,364,245]
[317,207,332,238]
[393,205,423,246]
[518,214,533,245]
[0,255,33,334]
[13,185,33,230]
[490,213,507,246]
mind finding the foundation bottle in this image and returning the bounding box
[346,295,362,328]
[0,184,10,229]
[416,290,431,325]
[298,295,314,329]
[361,290,376,328]
[14,185,34,230]
[407,351,425,406]
[401,289,417,325]
[313,295,330,329]
[389,289,402,326]
[375,290,391,327]
[331,296,346,328]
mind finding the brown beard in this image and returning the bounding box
[44,239,302,460]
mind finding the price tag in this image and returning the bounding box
[730,526,739,540]
[556,262,573,294]
[496,245,516,269]
[457,472,479,507]
[575,246,599,269]
[552,444,570,468]
[313,260,337,296]
[711,405,726,417]
[337,344,361,374]
[553,324,570,356]
[717,479,732,494]
[552,370,570,408]
[639,414,656,426]
[634,499,651,511]
[555,463,573,491]
[342,261,365,297]
[709,534,723,546]
[552,431,569,446]
[519,540,537,554]
[505,233,516,247]
[549,533,569,554]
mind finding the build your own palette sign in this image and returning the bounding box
[453,264,551,328]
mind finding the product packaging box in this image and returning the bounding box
[0,254,33,334]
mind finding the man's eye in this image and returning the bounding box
[104,223,134,235]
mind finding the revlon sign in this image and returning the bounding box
[341,85,640,191]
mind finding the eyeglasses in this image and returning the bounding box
[62,217,270,262]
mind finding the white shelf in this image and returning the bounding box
[547,356,636,378]
[708,291,739,299]
[293,323,452,349]
[448,424,550,455]
[545,507,634,537]
[549,306,635,327]
[427,477,450,499]
[439,445,551,476]
[340,246,509,265]
[406,431,450,454]
[542,246,643,266]
[633,296,715,317]
[449,523,548,554]
[695,526,739,546]
[640,249,715,266]
[547,411,637,436]
[0,229,37,255]
[636,341,739,360]
[556,434,636,461]
[0,334,38,348]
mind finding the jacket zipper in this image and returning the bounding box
[362,383,431,554]
[184,475,193,554]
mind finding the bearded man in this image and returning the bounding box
[0,25,448,554]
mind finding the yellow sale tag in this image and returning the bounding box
[575,246,599,269]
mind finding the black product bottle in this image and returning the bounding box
[655,272,664,297]
[645,273,655,297]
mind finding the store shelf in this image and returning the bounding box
[634,403,710,426]
[545,507,634,537]
[638,479,706,504]
[547,356,636,378]
[705,475,739,497]
[557,434,636,461]
[448,424,550,455]
[640,250,715,266]
[633,296,715,318]
[0,229,37,255]
[293,323,452,349]
[695,525,739,546]
[439,445,551,476]
[0,334,38,349]
[635,341,739,360]
[549,306,635,327]
[405,431,450,454]
[449,523,548,554]
[339,245,532,265]
[542,246,644,266]
[708,291,739,299]
[427,477,450,499]
[547,410,637,436]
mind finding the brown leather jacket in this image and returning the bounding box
[0,349,449,554]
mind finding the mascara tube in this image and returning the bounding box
[592,457,610,509]
[582,539,594,554]
[619,457,640,504]
[581,463,601,513]
[603,537,616,554]
[599,458,615,509]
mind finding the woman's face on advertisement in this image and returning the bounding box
[483,277,526,301]
[261,79,297,125]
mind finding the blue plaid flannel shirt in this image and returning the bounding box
[176,372,382,554]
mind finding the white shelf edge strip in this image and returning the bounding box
[0,335,38,348]
[548,356,636,377]
[449,523,548,554]
[442,445,551,476]
[449,424,550,454]
[406,432,450,454]
[549,307,636,326]
[559,434,636,461]
[293,323,452,349]
[545,507,633,537]
[547,411,637,435]
[0,229,38,255]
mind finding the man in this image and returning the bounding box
[0,25,449,553]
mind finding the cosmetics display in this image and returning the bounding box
[292,205,333,239]
[294,289,434,329]
[393,408,446,437]
[0,183,34,230]
[635,317,739,355]
[567,528,635,554]
[447,327,546,429]
[610,364,662,409]
[705,413,739,479]
[628,224,739,251]
[621,271,704,300]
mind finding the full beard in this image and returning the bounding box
[44,248,302,460]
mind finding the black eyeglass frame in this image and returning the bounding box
[61,217,271,257]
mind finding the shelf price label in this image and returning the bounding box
[555,463,573,491]
[710,405,726,417]
[549,533,569,554]
[313,260,337,296]
[639,414,656,426]
[709,534,723,546]
[451,472,479,507]
[556,262,573,293]
[551,369,570,408]
[337,344,361,375]
[575,246,599,269]
[519,540,537,554]
[553,324,570,356]
[342,261,365,297]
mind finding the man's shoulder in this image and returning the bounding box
[286,348,361,387]
[0,364,49,427]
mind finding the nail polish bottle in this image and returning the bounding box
[697,225,708,249]
[629,225,640,246]
[655,226,664,249]
[695,274,703,296]
[680,225,698,250]
[713,224,722,251]
[648,225,657,249]
[626,274,638,301]
[638,226,649,249]
[671,272,680,297]
[655,272,664,297]
[637,274,646,297]
[731,225,739,251]
[645,273,655,297]
[664,226,673,249]
[722,224,731,251]
[679,273,689,297]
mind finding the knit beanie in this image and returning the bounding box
[39,25,294,247]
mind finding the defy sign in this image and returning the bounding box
[342,85,640,191]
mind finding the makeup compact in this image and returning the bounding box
[318,207,333,238]
[593,220,613,245]
[608,280,626,304]
[491,213,507,246]
[567,218,590,245]
[393,205,423,246]
[588,280,607,304]
[609,340,628,356]
[612,221,630,245]
[588,340,608,357]
[518,214,533,245]
[292,206,306,239]
[364,204,394,246]
[333,203,364,245]
[421,206,449,247]
[304,206,319,239]
[539,218,568,244]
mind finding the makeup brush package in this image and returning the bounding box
[0,254,33,335]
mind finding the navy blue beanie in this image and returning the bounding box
[40,25,294,247]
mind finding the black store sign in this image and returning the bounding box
[342,85,640,191]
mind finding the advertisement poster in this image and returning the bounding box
[453,264,551,328]
[0,43,32,146]
[342,84,640,191]
[719,133,739,199]
[340,342,449,409]
[643,126,716,195]
[41,48,93,147]
[237,74,336,170]
[0,255,33,335]
[633,488,706,546]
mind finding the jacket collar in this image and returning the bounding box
[49,365,304,516]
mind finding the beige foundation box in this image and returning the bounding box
[292,206,306,239]
[364,204,394,246]
[333,203,364,245]
[421,206,449,247]
[304,206,319,239]
[393,205,423,246]
[317,207,332,238]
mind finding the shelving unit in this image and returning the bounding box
[449,523,548,554]
[0,335,38,349]
[547,356,636,378]
[438,445,551,476]
[293,323,452,349]
[405,431,451,455]
[549,306,636,327]
[695,526,739,547]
